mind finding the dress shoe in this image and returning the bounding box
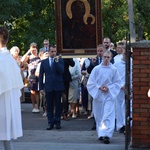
[104,136,110,144]
[91,125,96,130]
[56,124,61,129]
[119,126,125,133]
[46,125,54,130]
[98,137,104,141]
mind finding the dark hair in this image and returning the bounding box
[0,26,9,45]
[48,44,56,51]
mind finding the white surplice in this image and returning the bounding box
[114,54,123,63]
[0,48,24,140]
[114,60,126,131]
[87,63,121,138]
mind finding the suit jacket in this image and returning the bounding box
[62,58,75,83]
[39,57,65,92]
[87,55,115,74]
[87,57,101,74]
[109,49,117,63]
[110,49,117,58]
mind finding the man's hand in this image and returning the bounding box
[91,57,97,64]
[99,86,108,92]
[121,85,125,90]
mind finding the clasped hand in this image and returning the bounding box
[99,86,108,92]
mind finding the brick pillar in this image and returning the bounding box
[131,40,150,148]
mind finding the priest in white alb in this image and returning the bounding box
[0,26,24,150]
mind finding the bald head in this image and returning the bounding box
[103,37,111,50]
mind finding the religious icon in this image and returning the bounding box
[63,0,96,49]
[55,0,102,56]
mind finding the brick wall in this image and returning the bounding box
[132,40,150,147]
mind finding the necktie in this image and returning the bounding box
[100,57,102,63]
[51,58,54,69]
[99,57,101,64]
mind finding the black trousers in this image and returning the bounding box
[46,91,62,126]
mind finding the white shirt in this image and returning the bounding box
[49,57,54,67]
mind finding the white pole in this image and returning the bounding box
[127,0,136,42]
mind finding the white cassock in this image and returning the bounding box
[114,60,126,131]
[87,63,121,138]
[0,48,24,140]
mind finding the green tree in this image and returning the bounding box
[102,0,129,44]
[134,0,150,40]
[0,0,56,54]
[0,0,149,54]
[0,0,21,23]
[102,0,150,43]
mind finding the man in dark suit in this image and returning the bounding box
[103,37,117,58]
[87,44,114,74]
[39,45,64,130]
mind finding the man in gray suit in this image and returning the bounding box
[39,39,50,52]
[39,45,64,130]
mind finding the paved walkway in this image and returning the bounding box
[0,103,145,150]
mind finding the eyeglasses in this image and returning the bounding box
[44,43,49,45]
[51,51,57,53]
[103,56,110,59]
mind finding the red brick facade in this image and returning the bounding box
[132,41,150,147]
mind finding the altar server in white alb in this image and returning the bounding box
[0,26,24,150]
[114,50,132,133]
[114,50,126,133]
[87,51,121,144]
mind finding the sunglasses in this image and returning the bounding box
[103,56,110,59]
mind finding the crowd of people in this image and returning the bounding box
[0,26,132,150]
